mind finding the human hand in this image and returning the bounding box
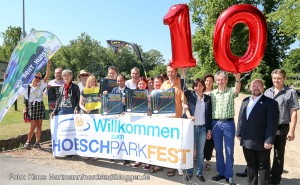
[50,111,55,119]
[207,132,212,140]
[233,73,241,80]
[287,131,295,141]
[264,143,272,149]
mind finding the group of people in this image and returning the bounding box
[22,63,299,185]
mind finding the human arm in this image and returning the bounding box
[43,61,51,83]
[74,85,81,114]
[233,73,241,95]
[79,95,91,113]
[236,98,246,139]
[287,109,298,141]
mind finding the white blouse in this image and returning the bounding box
[23,80,47,104]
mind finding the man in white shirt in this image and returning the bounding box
[236,79,279,185]
[125,67,140,89]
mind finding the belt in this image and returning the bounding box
[213,118,234,122]
[278,124,289,130]
[194,125,206,128]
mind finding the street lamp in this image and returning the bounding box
[22,0,26,38]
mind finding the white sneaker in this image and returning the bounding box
[178,169,183,176]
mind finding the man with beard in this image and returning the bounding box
[236,79,279,185]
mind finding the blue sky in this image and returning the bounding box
[0,0,195,62]
[0,1,298,63]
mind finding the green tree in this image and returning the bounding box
[282,48,300,86]
[189,0,295,88]
[52,33,107,80]
[0,26,22,62]
[267,0,300,40]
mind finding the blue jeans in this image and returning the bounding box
[58,107,74,115]
[187,125,206,176]
[212,119,235,179]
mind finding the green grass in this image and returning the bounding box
[0,95,50,140]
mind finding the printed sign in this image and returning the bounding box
[101,93,123,115]
[99,78,118,93]
[83,87,101,110]
[151,88,175,116]
[51,114,194,169]
[125,89,148,114]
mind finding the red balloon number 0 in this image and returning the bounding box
[164,4,196,68]
[213,4,267,73]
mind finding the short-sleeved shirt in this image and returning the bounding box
[125,80,137,89]
[211,87,237,119]
[44,79,64,95]
[160,77,183,118]
[24,80,47,104]
[264,86,300,125]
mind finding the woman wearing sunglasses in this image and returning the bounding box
[23,61,51,149]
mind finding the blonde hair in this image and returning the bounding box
[85,75,98,88]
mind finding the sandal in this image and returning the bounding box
[167,169,176,177]
[149,166,163,173]
[34,143,41,149]
[24,141,31,150]
[204,163,211,171]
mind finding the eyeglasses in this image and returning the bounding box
[81,74,89,77]
[35,76,42,80]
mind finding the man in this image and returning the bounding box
[46,67,64,88]
[210,71,241,185]
[264,69,299,185]
[107,66,118,80]
[236,79,279,185]
[160,66,183,118]
[160,66,184,177]
[111,74,128,96]
[125,67,140,89]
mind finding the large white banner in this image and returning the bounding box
[51,114,194,169]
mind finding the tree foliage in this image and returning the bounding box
[282,48,300,86]
[267,0,300,40]
[0,27,165,81]
[189,0,297,88]
[0,26,22,62]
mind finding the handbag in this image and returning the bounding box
[24,85,31,123]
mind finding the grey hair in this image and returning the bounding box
[62,69,72,77]
[214,71,228,81]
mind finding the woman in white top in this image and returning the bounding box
[24,62,51,149]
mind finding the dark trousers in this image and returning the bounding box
[271,124,289,184]
[204,138,214,160]
[243,147,271,185]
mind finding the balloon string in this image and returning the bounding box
[240,71,252,81]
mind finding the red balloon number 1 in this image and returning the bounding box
[164,4,196,68]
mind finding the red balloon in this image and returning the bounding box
[164,4,196,68]
[213,4,267,73]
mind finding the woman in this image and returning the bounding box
[149,75,165,173]
[147,77,154,95]
[24,62,51,149]
[203,74,214,171]
[77,70,90,94]
[79,75,100,114]
[184,78,212,182]
[51,69,80,118]
[132,77,151,170]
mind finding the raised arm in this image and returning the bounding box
[43,61,51,83]
[233,73,241,94]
